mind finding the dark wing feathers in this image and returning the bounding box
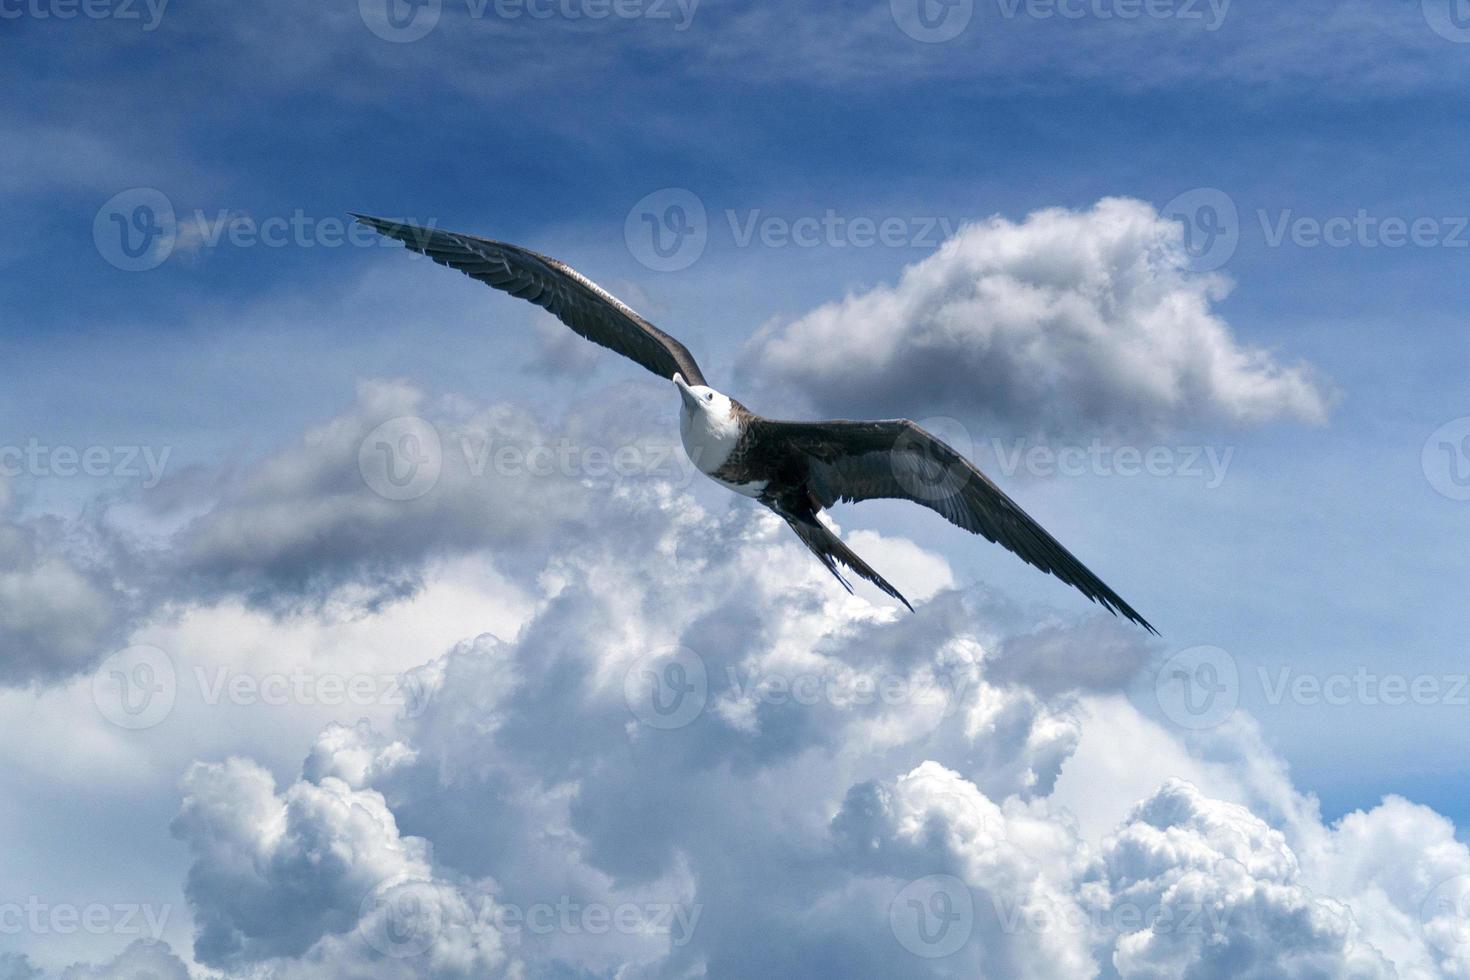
[351,215,707,386]
[757,418,1157,633]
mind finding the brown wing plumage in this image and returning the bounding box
[754,418,1156,633]
[352,215,707,386]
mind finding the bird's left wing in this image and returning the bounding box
[754,417,1157,633]
[352,215,707,385]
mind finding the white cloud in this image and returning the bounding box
[741,198,1333,436]
[1102,779,1392,979]
[12,385,1470,980]
[170,756,514,976]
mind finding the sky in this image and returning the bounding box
[3,0,1470,977]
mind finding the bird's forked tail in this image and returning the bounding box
[774,504,913,612]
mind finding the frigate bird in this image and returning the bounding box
[352,214,1156,633]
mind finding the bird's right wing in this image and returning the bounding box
[352,215,707,386]
[754,417,1156,632]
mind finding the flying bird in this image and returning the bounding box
[352,214,1156,633]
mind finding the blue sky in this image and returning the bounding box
[4,1,1470,977]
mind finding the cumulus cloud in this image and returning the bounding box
[145,472,1470,979]
[12,383,1469,980]
[741,198,1333,436]
[1102,779,1391,979]
[170,756,513,976]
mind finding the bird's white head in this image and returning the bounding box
[673,373,734,422]
[673,373,741,470]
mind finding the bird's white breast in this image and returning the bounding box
[680,408,743,474]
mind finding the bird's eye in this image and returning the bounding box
[705,393,714,401]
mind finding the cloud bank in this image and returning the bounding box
[741,198,1333,436]
[105,461,1470,978]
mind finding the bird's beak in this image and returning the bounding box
[673,373,700,411]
